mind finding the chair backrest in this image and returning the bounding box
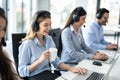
[12,33,29,80]
[49,28,78,65]
[49,28,62,57]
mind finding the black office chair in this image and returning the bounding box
[49,28,78,65]
[12,33,29,80]
[49,28,62,57]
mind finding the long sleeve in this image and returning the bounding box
[61,27,95,63]
[80,29,97,54]
[18,36,61,77]
[83,21,109,50]
[18,41,31,77]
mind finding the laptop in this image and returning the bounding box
[57,56,119,80]
[72,56,119,80]
[116,46,120,53]
[103,52,117,64]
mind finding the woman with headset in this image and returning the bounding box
[18,10,87,80]
[0,7,21,80]
[58,6,108,64]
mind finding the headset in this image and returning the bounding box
[0,7,5,14]
[72,7,83,22]
[32,10,50,32]
[96,8,109,19]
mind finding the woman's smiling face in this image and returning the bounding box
[37,18,51,36]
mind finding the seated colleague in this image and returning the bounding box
[59,6,108,64]
[18,10,87,80]
[0,8,21,80]
[83,8,118,50]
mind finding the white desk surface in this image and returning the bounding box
[55,50,120,80]
[108,57,120,80]
[55,59,111,80]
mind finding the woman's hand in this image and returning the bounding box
[38,50,50,63]
[70,67,87,75]
[93,52,108,60]
[30,50,50,73]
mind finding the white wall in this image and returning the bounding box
[75,0,88,10]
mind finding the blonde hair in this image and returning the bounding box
[22,25,36,41]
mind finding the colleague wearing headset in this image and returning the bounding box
[18,10,87,80]
[58,6,108,64]
[83,8,118,50]
[0,7,21,80]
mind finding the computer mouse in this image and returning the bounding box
[93,61,102,66]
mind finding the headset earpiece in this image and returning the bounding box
[32,21,39,32]
[73,14,80,22]
[96,10,102,19]
[72,7,83,22]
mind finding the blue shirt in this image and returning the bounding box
[83,21,109,50]
[18,36,61,77]
[61,25,96,63]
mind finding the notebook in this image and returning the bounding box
[58,56,119,80]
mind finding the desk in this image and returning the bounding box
[107,56,120,80]
[55,59,111,80]
[55,50,120,80]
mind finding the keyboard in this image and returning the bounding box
[86,72,104,80]
[104,57,114,64]
[100,55,115,64]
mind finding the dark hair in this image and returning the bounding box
[96,8,109,19]
[32,10,51,32]
[0,8,18,80]
[0,46,18,80]
[0,7,7,46]
[58,6,87,57]
[64,6,87,29]
[0,7,5,14]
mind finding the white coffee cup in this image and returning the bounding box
[49,48,57,61]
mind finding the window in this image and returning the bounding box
[100,0,120,27]
[16,0,32,32]
[50,0,97,28]
[7,0,32,39]
[50,0,75,29]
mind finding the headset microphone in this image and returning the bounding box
[83,25,85,27]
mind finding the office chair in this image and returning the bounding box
[12,33,29,80]
[49,28,78,65]
[49,28,62,57]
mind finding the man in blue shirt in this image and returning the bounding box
[83,8,118,50]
